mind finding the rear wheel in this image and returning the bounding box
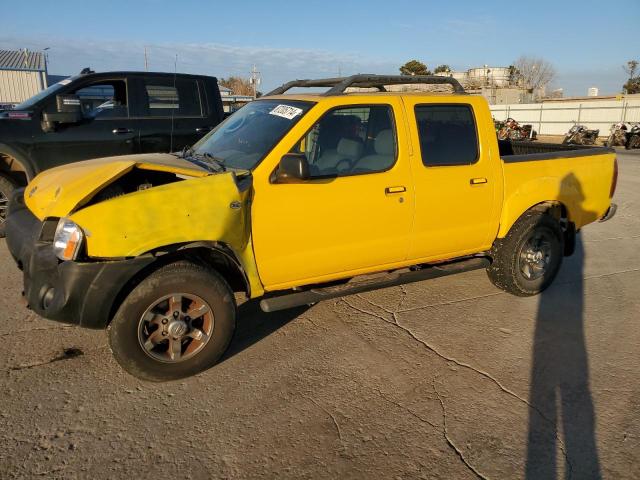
[627,134,640,150]
[0,173,17,238]
[108,262,236,381]
[487,211,564,296]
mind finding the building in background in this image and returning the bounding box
[0,49,48,109]
[219,85,253,113]
[588,87,599,97]
[435,65,545,105]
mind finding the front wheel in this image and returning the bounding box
[486,211,564,297]
[606,135,615,147]
[0,173,18,238]
[108,262,236,381]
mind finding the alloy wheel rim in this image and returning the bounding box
[137,293,214,363]
[0,191,8,224]
[519,232,553,281]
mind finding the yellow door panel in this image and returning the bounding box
[403,97,503,260]
[251,98,414,290]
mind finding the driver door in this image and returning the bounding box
[251,99,415,291]
[31,78,138,170]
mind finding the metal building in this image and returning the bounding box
[0,49,48,108]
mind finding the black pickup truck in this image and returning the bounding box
[0,70,225,228]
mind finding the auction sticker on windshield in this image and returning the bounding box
[269,104,304,120]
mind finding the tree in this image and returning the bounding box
[219,76,253,96]
[512,56,556,91]
[623,60,638,80]
[624,77,640,94]
[434,64,451,74]
[623,60,639,94]
[508,65,520,85]
[399,60,431,76]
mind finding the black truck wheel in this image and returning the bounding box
[108,261,236,382]
[486,211,563,297]
[0,173,17,238]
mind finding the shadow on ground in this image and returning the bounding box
[526,173,602,479]
[220,299,309,363]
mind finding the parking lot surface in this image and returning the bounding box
[1,150,639,479]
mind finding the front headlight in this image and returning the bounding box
[53,218,84,261]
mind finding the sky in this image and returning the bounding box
[1,0,638,96]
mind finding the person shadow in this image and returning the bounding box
[525,173,602,479]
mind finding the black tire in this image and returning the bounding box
[627,135,640,150]
[487,211,564,297]
[108,261,236,382]
[0,173,17,238]
[606,135,614,147]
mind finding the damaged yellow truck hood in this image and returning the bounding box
[24,153,210,220]
[23,153,264,297]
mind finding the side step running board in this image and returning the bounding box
[259,256,490,313]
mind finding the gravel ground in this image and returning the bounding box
[1,150,639,479]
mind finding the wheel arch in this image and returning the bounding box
[107,242,250,324]
[0,143,34,186]
[495,200,575,257]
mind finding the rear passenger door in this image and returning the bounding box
[130,76,210,153]
[403,99,501,261]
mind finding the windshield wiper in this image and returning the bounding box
[192,151,227,172]
[175,147,226,172]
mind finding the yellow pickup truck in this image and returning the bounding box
[5,75,618,381]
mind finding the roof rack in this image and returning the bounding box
[265,74,466,96]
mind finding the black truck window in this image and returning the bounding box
[142,78,202,117]
[415,104,479,167]
[75,80,128,119]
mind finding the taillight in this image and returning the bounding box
[610,157,618,198]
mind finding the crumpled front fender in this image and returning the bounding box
[69,172,264,297]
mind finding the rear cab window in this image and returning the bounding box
[415,104,479,167]
[140,78,203,117]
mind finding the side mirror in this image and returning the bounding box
[42,94,83,129]
[275,154,310,183]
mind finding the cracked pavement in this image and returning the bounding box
[1,150,639,479]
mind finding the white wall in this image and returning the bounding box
[0,70,47,104]
[490,97,640,136]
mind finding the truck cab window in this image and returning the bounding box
[142,79,202,117]
[415,105,478,166]
[75,81,128,119]
[290,105,397,177]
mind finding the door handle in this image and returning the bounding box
[385,186,406,194]
[470,177,488,185]
[196,126,214,133]
[112,127,133,135]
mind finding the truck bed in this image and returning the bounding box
[498,140,613,162]
[497,140,616,234]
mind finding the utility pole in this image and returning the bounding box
[144,46,149,71]
[250,64,261,99]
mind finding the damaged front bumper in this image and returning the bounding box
[5,189,154,329]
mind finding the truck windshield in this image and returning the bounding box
[191,99,314,170]
[13,81,67,110]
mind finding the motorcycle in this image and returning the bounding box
[562,122,599,146]
[625,123,640,150]
[497,118,537,141]
[606,122,628,147]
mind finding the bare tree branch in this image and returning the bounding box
[513,56,556,92]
